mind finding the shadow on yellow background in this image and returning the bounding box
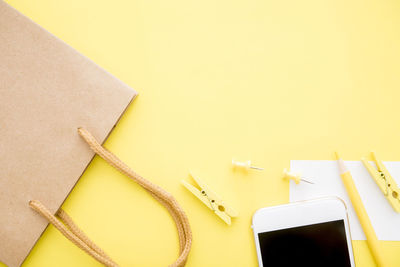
[2,0,400,266]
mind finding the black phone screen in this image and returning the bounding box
[258,220,352,267]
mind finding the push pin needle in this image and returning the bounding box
[283,168,314,184]
[232,159,264,171]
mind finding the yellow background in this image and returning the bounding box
[3,0,400,266]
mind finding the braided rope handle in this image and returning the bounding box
[30,200,119,267]
[30,128,192,266]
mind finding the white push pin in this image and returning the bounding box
[283,168,314,184]
[232,159,264,171]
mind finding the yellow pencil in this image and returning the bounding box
[335,152,386,267]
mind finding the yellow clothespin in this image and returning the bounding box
[361,152,400,213]
[181,172,238,225]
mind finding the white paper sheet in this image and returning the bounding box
[290,160,400,241]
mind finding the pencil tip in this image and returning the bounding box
[335,152,348,173]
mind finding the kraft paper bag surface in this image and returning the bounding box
[0,1,137,266]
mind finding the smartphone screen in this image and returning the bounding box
[257,219,352,267]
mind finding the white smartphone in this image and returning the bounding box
[252,197,355,267]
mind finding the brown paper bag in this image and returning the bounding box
[0,1,137,266]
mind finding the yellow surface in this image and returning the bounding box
[3,0,400,266]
